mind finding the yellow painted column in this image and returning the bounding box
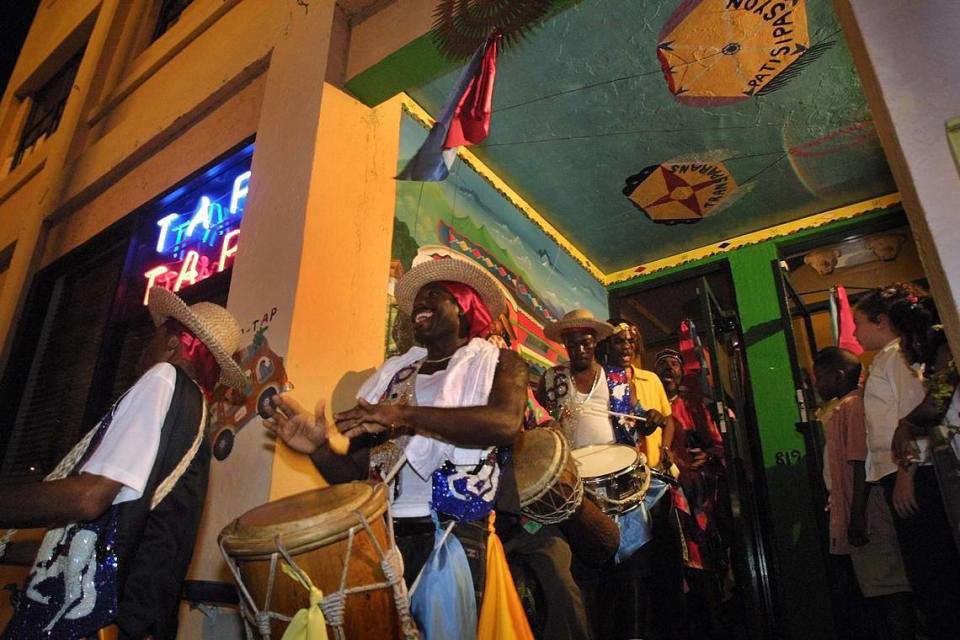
[271,89,403,499]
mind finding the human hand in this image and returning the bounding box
[892,466,919,518]
[689,448,709,470]
[262,394,328,454]
[891,421,920,466]
[644,409,666,430]
[659,445,673,467]
[334,399,405,439]
[847,516,869,547]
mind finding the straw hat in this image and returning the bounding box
[148,287,246,390]
[545,309,615,342]
[395,256,505,321]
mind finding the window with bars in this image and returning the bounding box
[151,0,195,42]
[12,51,83,170]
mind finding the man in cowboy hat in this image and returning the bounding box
[264,256,529,602]
[536,310,677,640]
[536,310,665,448]
[0,287,245,639]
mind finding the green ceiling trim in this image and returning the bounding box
[345,0,584,107]
[346,35,455,107]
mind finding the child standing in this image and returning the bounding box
[814,347,913,639]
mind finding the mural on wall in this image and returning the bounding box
[391,112,608,369]
[657,0,832,106]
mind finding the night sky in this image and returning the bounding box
[1,1,41,99]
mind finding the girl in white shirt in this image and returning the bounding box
[855,283,960,640]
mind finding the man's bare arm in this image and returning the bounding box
[337,349,527,447]
[0,474,122,529]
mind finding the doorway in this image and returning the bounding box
[611,264,778,640]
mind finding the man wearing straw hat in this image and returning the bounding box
[537,309,674,640]
[264,257,529,602]
[0,287,245,640]
[266,256,592,639]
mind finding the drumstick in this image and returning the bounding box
[383,453,407,485]
[580,408,648,422]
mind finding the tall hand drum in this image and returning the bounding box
[219,482,416,639]
[514,426,584,524]
[571,444,650,515]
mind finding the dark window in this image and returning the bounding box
[0,142,250,485]
[152,0,194,42]
[12,50,83,169]
[0,236,127,484]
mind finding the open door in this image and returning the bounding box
[696,277,778,640]
[774,261,829,518]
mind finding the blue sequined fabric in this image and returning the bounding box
[606,366,647,446]
[431,449,500,522]
[3,404,123,639]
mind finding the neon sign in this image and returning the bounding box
[141,158,251,305]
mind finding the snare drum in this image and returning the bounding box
[571,444,650,515]
[514,426,584,524]
[219,482,416,639]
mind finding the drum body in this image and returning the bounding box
[220,482,401,639]
[514,426,583,524]
[571,444,650,515]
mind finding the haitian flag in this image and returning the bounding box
[397,34,500,182]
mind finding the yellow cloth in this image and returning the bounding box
[281,562,329,640]
[477,512,535,640]
[630,365,673,467]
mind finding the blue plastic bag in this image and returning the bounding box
[410,520,477,640]
[615,476,670,563]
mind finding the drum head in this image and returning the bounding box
[514,427,566,506]
[572,444,640,479]
[220,481,387,558]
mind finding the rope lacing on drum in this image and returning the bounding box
[219,484,419,639]
[219,537,293,639]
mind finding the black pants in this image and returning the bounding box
[880,468,960,640]
[573,493,689,640]
[503,524,592,640]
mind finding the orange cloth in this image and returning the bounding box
[477,512,534,640]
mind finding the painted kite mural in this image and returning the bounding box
[623,156,745,224]
[658,0,830,106]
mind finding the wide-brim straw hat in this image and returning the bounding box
[395,255,505,321]
[148,287,246,390]
[545,309,615,342]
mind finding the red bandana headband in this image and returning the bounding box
[166,319,221,396]
[435,281,494,339]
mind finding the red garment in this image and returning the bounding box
[837,285,864,355]
[825,388,868,555]
[445,34,500,148]
[166,319,220,396]
[436,281,494,339]
[669,395,727,572]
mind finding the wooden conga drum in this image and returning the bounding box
[514,426,584,524]
[219,482,409,639]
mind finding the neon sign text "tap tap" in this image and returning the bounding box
[142,168,250,304]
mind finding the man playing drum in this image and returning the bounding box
[537,310,682,640]
[264,256,580,634]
